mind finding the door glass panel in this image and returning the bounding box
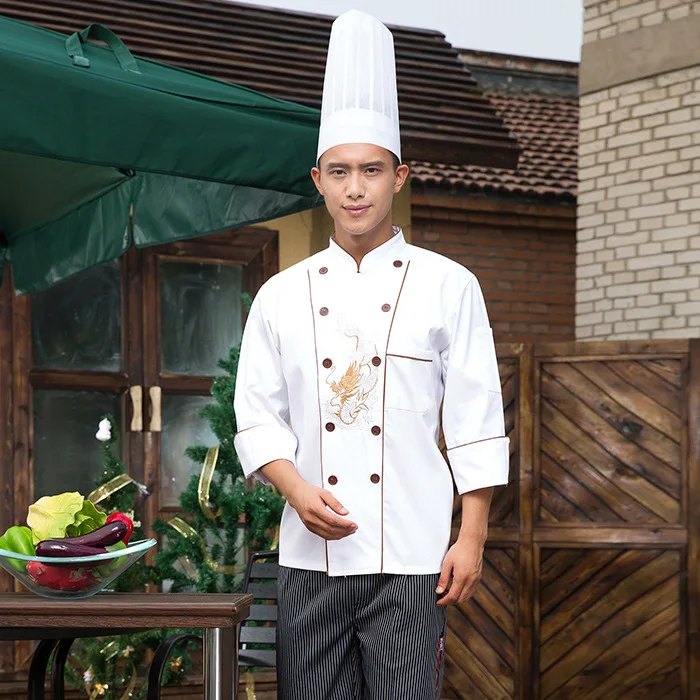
[161,394,217,507]
[33,390,122,499]
[160,260,243,376]
[31,261,122,371]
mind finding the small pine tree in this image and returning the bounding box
[151,339,285,592]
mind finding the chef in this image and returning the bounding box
[234,9,510,699]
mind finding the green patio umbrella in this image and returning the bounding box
[0,16,323,295]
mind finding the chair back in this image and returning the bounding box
[239,549,279,668]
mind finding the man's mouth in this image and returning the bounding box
[344,205,371,217]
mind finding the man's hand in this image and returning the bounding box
[435,536,484,607]
[287,482,358,541]
[260,459,357,541]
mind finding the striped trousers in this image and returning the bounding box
[276,566,447,699]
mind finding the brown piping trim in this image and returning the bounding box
[307,270,329,573]
[233,425,256,438]
[386,353,432,363]
[447,436,507,451]
[380,260,411,573]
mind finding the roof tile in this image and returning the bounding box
[411,91,578,200]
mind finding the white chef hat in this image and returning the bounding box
[317,9,401,164]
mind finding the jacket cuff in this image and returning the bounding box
[234,424,298,486]
[447,436,510,494]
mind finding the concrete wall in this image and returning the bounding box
[576,0,700,339]
[258,182,412,271]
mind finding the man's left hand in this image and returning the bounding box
[435,537,483,607]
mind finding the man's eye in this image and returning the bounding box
[331,170,345,176]
[366,168,379,174]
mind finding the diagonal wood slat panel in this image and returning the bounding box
[539,548,681,700]
[491,360,518,526]
[444,548,516,699]
[540,358,682,524]
[547,363,680,467]
[541,400,679,522]
[541,426,665,523]
[640,359,682,388]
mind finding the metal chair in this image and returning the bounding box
[145,549,280,700]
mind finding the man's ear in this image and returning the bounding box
[311,167,324,196]
[393,163,410,193]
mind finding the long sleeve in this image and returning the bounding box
[441,276,510,494]
[233,287,298,485]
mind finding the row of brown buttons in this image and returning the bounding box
[319,261,403,275]
[325,422,381,435]
[327,474,380,485]
[319,304,390,316]
[323,356,381,369]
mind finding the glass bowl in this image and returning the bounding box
[0,538,156,599]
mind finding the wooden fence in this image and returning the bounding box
[442,339,700,700]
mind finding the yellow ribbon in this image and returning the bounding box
[167,517,242,575]
[100,640,120,660]
[245,669,257,700]
[177,555,199,581]
[84,660,136,700]
[198,445,222,520]
[88,474,140,505]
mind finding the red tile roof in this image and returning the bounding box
[411,90,578,201]
[1,0,520,168]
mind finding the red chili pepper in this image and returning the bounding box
[105,512,133,545]
[26,561,96,591]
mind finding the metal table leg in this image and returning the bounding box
[203,626,239,700]
[51,638,76,700]
[27,639,59,700]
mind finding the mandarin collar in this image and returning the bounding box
[323,227,408,274]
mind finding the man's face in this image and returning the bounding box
[311,143,409,239]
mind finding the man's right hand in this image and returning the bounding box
[260,459,358,541]
[287,483,358,541]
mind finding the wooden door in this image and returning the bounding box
[139,229,278,532]
[0,227,278,679]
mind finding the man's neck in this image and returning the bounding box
[332,220,396,267]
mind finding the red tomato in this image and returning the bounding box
[26,561,96,591]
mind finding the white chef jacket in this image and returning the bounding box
[234,229,509,576]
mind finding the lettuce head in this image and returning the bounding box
[27,492,106,544]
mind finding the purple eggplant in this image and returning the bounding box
[61,520,128,548]
[35,540,107,560]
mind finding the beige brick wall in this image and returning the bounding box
[577,1,700,339]
[583,0,700,44]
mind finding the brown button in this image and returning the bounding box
[371,425,381,436]
[319,266,328,274]
[371,356,382,367]
[381,303,391,312]
[325,422,335,432]
[322,358,333,369]
[370,474,380,484]
[393,260,403,268]
[320,307,329,316]
[328,475,338,485]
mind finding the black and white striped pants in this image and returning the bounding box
[276,566,447,699]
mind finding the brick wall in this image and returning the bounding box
[412,194,576,342]
[583,0,696,43]
[577,0,700,339]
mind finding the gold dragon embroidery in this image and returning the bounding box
[326,332,379,425]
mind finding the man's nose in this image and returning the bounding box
[346,173,364,198]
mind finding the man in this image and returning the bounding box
[233,10,509,699]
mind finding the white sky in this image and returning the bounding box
[232,0,584,62]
